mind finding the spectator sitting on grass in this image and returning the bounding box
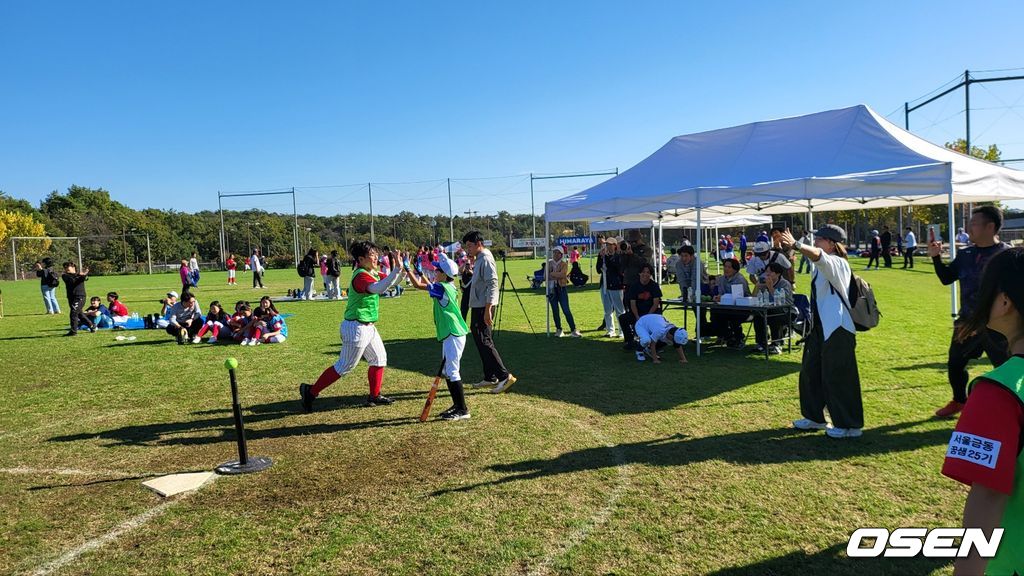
[106,292,129,322]
[166,291,202,344]
[155,291,178,329]
[84,296,113,329]
[260,312,289,344]
[194,300,230,344]
[229,302,253,344]
[633,312,689,364]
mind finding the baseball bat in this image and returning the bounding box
[419,358,447,422]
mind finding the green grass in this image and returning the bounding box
[0,258,983,575]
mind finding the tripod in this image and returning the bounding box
[495,251,536,336]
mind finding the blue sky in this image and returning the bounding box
[2,1,1023,216]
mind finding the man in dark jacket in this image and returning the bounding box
[880,226,893,268]
[929,206,1010,418]
[61,262,94,336]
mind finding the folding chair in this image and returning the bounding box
[792,293,812,344]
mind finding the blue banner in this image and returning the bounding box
[556,236,596,246]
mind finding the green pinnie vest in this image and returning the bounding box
[432,281,469,342]
[344,267,380,323]
[968,355,1024,575]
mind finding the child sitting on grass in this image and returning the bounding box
[404,253,471,420]
[194,300,230,344]
[106,292,129,322]
[259,313,288,344]
[83,296,113,329]
[633,312,689,364]
[229,302,253,344]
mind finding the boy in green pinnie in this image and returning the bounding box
[405,253,471,420]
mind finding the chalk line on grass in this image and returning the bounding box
[512,400,632,576]
[26,476,216,576]
[0,466,148,477]
[29,499,178,576]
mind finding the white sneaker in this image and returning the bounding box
[471,379,497,389]
[208,336,217,344]
[253,339,261,346]
[555,329,565,338]
[826,427,863,439]
[792,418,828,431]
[490,374,517,394]
[635,351,646,362]
[192,336,201,344]
[570,330,582,338]
[605,331,617,338]
[240,338,250,346]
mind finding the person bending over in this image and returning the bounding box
[634,312,689,364]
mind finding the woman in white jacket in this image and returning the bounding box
[780,225,863,439]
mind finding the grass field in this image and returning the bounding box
[0,257,986,575]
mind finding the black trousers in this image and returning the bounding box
[252,270,264,288]
[753,315,786,347]
[166,321,202,341]
[470,307,509,382]
[710,310,747,342]
[799,321,863,429]
[882,247,892,267]
[902,249,915,268]
[866,251,880,268]
[948,325,1010,403]
[618,311,638,344]
[68,296,93,334]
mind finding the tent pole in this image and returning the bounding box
[545,218,550,336]
[695,203,702,357]
[657,217,664,284]
[948,186,958,321]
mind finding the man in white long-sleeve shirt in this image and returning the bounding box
[780,225,863,439]
[300,241,406,412]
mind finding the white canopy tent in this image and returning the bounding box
[590,215,773,280]
[544,104,1024,352]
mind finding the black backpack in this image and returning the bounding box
[46,270,60,288]
[296,260,310,277]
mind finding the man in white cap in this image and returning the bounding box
[633,312,689,364]
[746,240,791,287]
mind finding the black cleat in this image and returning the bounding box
[437,405,459,419]
[364,394,395,407]
[299,383,314,413]
[63,331,77,337]
[441,409,471,421]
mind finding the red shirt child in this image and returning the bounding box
[942,377,1024,496]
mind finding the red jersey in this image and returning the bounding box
[352,270,381,294]
[942,379,1024,495]
[109,300,129,317]
[226,258,236,270]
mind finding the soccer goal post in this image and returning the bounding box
[10,236,82,281]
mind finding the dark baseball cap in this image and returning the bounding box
[813,224,846,243]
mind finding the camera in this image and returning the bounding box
[496,249,507,258]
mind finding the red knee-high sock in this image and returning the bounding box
[310,366,341,397]
[368,366,385,397]
[196,324,210,338]
[211,324,220,338]
[251,328,262,340]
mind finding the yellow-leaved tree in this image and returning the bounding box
[0,209,49,279]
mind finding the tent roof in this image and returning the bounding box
[589,214,771,232]
[546,105,1024,222]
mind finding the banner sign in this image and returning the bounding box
[556,236,596,246]
[512,237,545,248]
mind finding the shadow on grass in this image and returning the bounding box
[434,419,949,496]
[27,469,209,491]
[320,331,803,416]
[49,390,424,447]
[706,541,946,576]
